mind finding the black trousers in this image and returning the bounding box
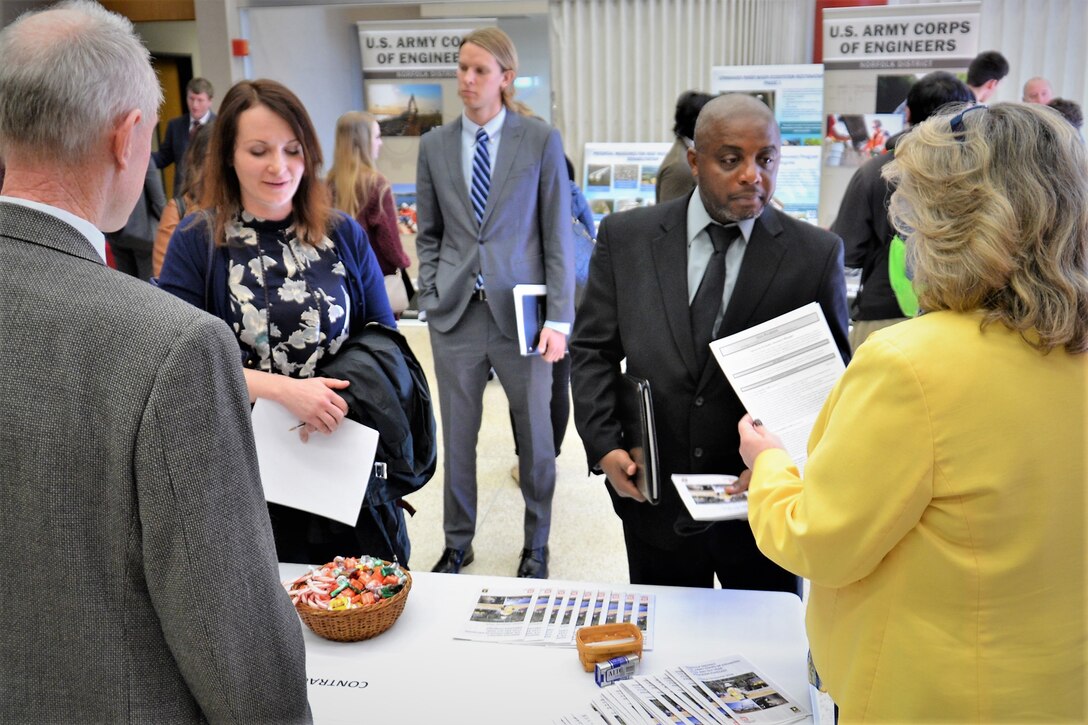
[621,518,801,596]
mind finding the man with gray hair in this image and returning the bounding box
[0,2,311,721]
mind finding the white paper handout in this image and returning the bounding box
[249,399,378,526]
[672,474,748,522]
[710,302,845,472]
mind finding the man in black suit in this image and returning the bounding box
[153,76,214,196]
[571,94,850,593]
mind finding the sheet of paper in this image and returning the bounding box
[710,302,845,472]
[250,399,378,526]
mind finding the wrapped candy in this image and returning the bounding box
[285,555,408,611]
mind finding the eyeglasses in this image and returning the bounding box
[950,104,987,140]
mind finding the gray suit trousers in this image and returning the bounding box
[430,299,556,550]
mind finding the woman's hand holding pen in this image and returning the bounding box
[737,414,785,469]
[278,376,350,441]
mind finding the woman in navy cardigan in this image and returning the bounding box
[159,79,394,564]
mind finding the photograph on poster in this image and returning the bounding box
[586,164,612,188]
[875,71,969,114]
[733,89,777,113]
[823,113,904,167]
[367,83,442,136]
[590,198,614,215]
[640,166,659,191]
[392,184,418,234]
[875,73,923,114]
[613,164,639,189]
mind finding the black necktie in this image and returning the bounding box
[691,223,738,368]
[189,121,199,141]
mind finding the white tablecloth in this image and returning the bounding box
[280,565,814,724]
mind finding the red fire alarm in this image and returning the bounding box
[231,39,249,57]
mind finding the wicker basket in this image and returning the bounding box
[293,571,412,642]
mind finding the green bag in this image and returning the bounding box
[888,234,919,317]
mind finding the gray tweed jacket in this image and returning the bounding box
[0,202,311,723]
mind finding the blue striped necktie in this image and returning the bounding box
[471,127,490,291]
[471,127,491,224]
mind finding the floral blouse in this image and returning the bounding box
[224,213,350,378]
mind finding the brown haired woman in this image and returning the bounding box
[158,79,395,564]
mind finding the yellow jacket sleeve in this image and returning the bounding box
[747,336,935,588]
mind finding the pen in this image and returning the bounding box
[289,422,307,432]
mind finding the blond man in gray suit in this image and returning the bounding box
[0,2,310,721]
[416,28,574,579]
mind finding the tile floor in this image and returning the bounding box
[398,320,630,583]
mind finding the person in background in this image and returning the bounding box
[0,3,311,721]
[740,102,1086,721]
[1022,76,1055,104]
[152,122,212,278]
[656,90,714,204]
[416,28,574,579]
[158,79,395,564]
[328,110,412,314]
[571,94,849,592]
[105,155,165,281]
[964,50,1009,102]
[1047,96,1083,132]
[832,71,973,351]
[862,118,886,154]
[154,76,215,196]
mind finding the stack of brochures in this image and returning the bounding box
[454,586,656,650]
[557,655,811,725]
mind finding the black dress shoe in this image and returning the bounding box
[516,546,549,579]
[432,546,474,574]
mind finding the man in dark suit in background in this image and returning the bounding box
[416,28,574,579]
[571,94,850,592]
[106,156,165,281]
[153,76,214,196]
[0,3,309,721]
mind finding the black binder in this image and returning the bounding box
[616,374,660,505]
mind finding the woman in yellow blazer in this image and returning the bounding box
[739,103,1087,722]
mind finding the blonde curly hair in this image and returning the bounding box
[884,102,1088,353]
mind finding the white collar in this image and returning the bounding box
[0,195,106,261]
[462,106,507,139]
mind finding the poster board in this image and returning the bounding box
[581,143,672,231]
[710,64,825,224]
[818,2,981,226]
